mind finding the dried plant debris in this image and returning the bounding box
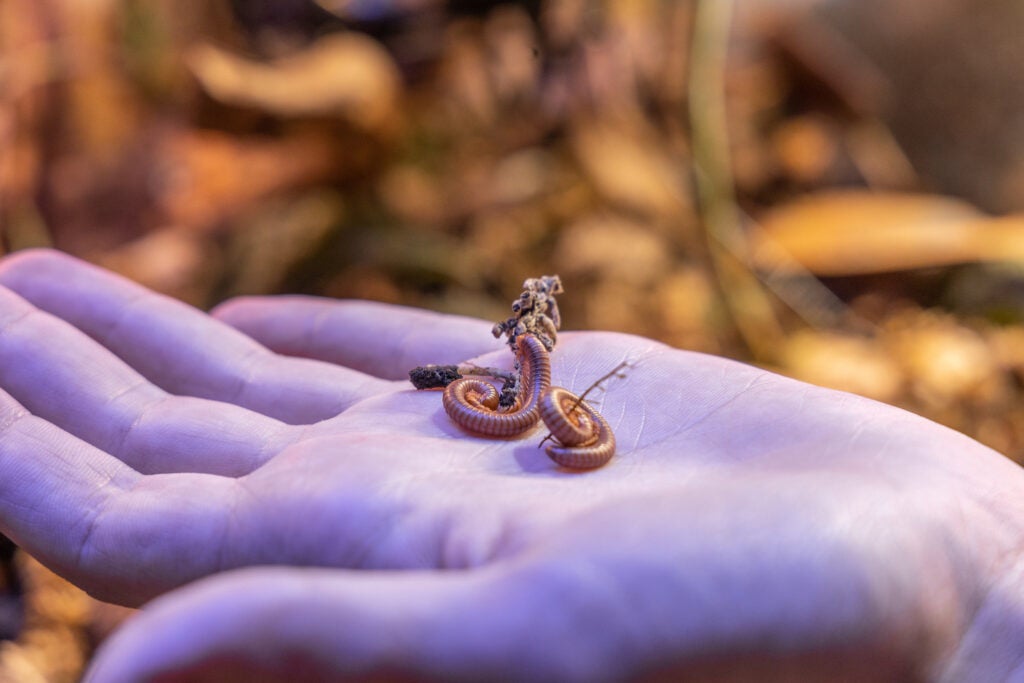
[410,274,564,408]
[408,361,520,407]
[408,364,464,389]
[491,275,563,351]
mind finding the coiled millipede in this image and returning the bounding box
[442,334,616,469]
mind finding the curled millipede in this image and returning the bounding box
[538,386,616,469]
[442,334,616,469]
[442,334,551,437]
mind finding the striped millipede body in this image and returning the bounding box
[442,334,616,469]
[442,333,551,436]
[538,386,616,469]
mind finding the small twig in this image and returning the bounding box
[539,359,632,448]
[566,360,631,412]
[458,364,516,382]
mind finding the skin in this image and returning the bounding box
[0,250,1019,681]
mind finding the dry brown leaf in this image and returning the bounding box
[987,326,1024,373]
[571,118,690,221]
[153,129,337,231]
[378,165,446,226]
[885,312,998,407]
[653,267,718,353]
[754,191,1024,275]
[484,5,541,104]
[0,555,91,683]
[57,0,143,157]
[781,330,903,402]
[1,0,54,220]
[554,214,672,286]
[580,278,646,334]
[0,644,49,683]
[223,191,344,297]
[186,33,401,134]
[96,228,217,305]
[489,149,553,207]
[466,206,549,270]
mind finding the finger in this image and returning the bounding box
[0,388,245,605]
[0,249,390,424]
[93,553,889,683]
[84,564,613,683]
[0,286,294,475]
[212,296,500,380]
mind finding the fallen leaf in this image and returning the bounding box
[754,191,1024,275]
[152,128,338,231]
[554,214,672,286]
[886,311,999,407]
[781,329,902,401]
[186,33,401,134]
[95,227,217,305]
[572,117,690,221]
[223,191,344,297]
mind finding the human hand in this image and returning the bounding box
[0,250,1020,682]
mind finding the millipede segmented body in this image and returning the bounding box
[442,334,617,469]
[538,386,616,469]
[442,334,551,436]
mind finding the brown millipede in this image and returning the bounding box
[442,334,551,437]
[538,386,616,469]
[442,334,617,469]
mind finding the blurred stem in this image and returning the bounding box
[689,0,784,361]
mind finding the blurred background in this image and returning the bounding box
[5,0,1024,677]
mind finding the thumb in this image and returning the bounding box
[83,563,619,683]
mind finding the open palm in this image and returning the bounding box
[0,250,1020,682]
